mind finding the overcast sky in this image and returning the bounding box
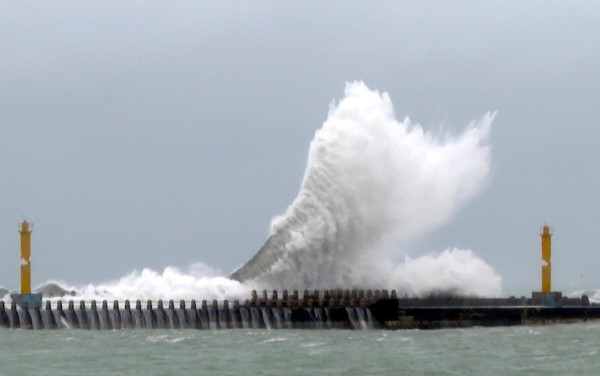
[1,1,599,294]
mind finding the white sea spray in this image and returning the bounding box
[9,82,503,301]
[232,82,501,295]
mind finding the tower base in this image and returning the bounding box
[10,293,43,309]
[531,291,562,307]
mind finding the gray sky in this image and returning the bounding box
[1,1,599,294]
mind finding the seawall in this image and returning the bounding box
[1,289,598,330]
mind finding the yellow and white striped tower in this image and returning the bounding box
[532,224,561,306]
[10,219,42,308]
[20,220,32,294]
[541,225,552,293]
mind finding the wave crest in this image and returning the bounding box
[231,82,498,292]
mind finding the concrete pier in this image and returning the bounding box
[1,289,598,330]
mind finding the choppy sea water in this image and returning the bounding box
[1,324,600,375]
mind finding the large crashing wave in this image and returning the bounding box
[232,81,500,294]
[2,82,503,302]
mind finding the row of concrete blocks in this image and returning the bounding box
[0,299,374,330]
[248,288,397,306]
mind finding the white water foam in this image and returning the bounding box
[231,81,501,295]
[568,290,600,303]
[3,82,503,301]
[390,248,502,297]
[40,263,250,302]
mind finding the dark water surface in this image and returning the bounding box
[1,323,600,375]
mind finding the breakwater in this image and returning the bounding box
[1,289,599,330]
[0,289,390,330]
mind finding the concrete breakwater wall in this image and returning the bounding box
[370,294,600,329]
[0,289,393,330]
[2,289,599,330]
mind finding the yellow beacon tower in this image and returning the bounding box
[20,220,32,294]
[532,224,561,306]
[541,225,552,293]
[10,220,42,308]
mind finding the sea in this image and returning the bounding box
[1,323,599,375]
